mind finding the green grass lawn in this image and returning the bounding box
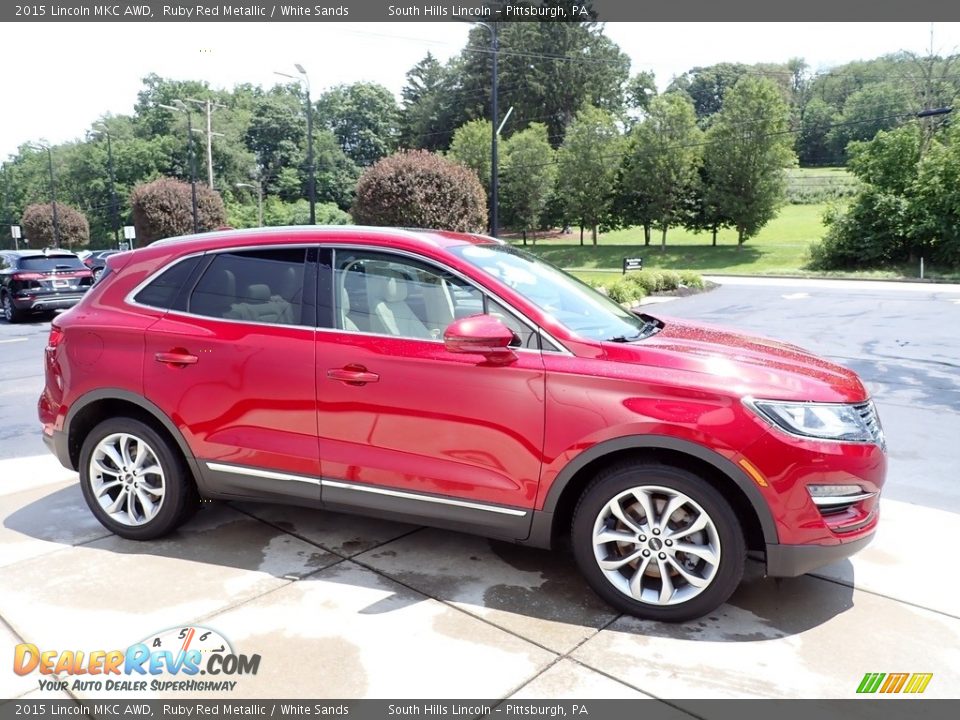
[516,204,830,276]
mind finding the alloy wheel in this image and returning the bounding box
[89,433,166,527]
[591,485,722,606]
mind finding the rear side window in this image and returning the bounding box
[134,256,202,310]
[188,249,307,326]
[19,256,84,271]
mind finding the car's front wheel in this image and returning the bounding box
[572,461,745,622]
[79,418,197,540]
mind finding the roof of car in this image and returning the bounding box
[148,225,502,253]
[3,249,79,258]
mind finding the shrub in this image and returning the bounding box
[659,270,682,290]
[625,270,663,294]
[351,150,487,232]
[22,203,90,249]
[605,279,645,305]
[679,271,705,289]
[130,177,226,244]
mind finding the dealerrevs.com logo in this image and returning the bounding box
[13,625,260,693]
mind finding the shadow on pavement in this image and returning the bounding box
[5,486,854,641]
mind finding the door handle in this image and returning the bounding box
[327,366,379,385]
[155,350,199,366]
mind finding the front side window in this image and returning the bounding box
[188,249,306,326]
[330,250,538,348]
[451,243,649,343]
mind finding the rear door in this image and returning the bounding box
[141,246,321,503]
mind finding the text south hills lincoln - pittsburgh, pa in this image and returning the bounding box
[387,4,585,17]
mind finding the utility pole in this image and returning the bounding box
[159,101,199,233]
[472,21,500,237]
[186,98,226,189]
[275,65,316,224]
[93,123,120,246]
[30,144,61,248]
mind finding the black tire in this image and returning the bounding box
[571,461,745,622]
[78,418,198,540]
[1,292,24,323]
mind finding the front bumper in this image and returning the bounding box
[765,531,875,577]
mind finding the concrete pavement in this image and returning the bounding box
[1,453,957,702]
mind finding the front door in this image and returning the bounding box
[315,248,545,539]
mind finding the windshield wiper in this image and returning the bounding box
[606,318,661,343]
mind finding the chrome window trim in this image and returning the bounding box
[123,242,572,355]
[205,461,528,517]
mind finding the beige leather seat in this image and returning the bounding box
[369,271,431,339]
[340,285,359,332]
[225,284,294,325]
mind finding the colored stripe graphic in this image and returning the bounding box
[880,673,909,693]
[857,673,885,693]
[903,673,933,694]
[857,672,932,694]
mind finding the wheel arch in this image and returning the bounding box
[64,389,205,491]
[532,435,778,551]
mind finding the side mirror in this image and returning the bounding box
[443,314,518,364]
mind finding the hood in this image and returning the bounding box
[601,315,867,403]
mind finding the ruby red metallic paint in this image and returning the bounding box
[38,227,886,619]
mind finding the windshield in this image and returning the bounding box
[450,244,649,342]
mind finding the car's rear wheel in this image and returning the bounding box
[1,293,23,323]
[79,418,197,540]
[572,461,745,622]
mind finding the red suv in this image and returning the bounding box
[38,227,886,621]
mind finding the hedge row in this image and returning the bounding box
[585,270,705,306]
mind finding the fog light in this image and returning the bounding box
[807,484,876,507]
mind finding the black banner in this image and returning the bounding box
[4,0,960,23]
[1,700,959,720]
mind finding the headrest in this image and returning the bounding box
[383,275,407,303]
[248,284,271,302]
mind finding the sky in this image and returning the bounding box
[2,21,959,160]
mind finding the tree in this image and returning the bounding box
[667,63,751,123]
[351,150,486,232]
[500,124,556,242]
[795,97,837,166]
[617,94,702,249]
[400,52,461,151]
[447,119,492,197]
[556,107,624,244]
[130,177,226,243]
[22,203,90,249]
[703,77,796,249]
[451,15,630,146]
[316,82,400,167]
[827,83,913,162]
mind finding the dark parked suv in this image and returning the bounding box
[1,250,94,322]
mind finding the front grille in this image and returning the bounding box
[855,400,885,450]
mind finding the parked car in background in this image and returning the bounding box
[38,226,886,622]
[82,250,121,280]
[1,250,94,322]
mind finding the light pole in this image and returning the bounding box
[159,101,199,233]
[275,64,316,225]
[185,97,225,189]
[92,123,121,247]
[29,143,61,249]
[472,21,499,237]
[235,182,263,227]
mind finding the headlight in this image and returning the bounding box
[744,398,885,447]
